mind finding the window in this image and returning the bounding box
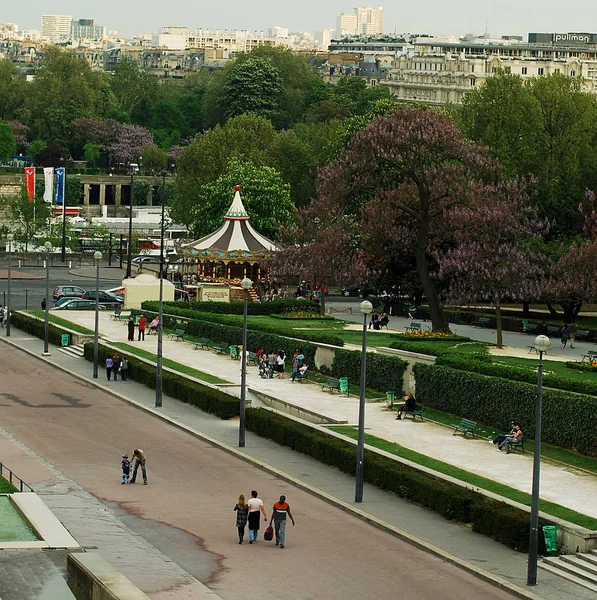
[555,68,560,73]
[538,68,544,75]
[470,78,476,86]
[522,67,527,75]
[571,70,576,76]
[492,67,497,73]
[471,64,475,72]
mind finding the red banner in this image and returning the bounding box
[24,167,35,201]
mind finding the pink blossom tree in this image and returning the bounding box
[107,124,154,166]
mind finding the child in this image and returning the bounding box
[121,453,131,484]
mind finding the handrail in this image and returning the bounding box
[0,462,34,492]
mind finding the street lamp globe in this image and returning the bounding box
[94,251,102,261]
[360,300,374,315]
[7,233,13,242]
[534,335,551,353]
[241,278,253,290]
[44,241,52,252]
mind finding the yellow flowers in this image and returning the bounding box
[403,331,457,339]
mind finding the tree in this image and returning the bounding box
[437,180,546,347]
[0,119,16,162]
[33,143,67,167]
[316,107,497,332]
[83,143,101,166]
[222,58,283,122]
[107,124,154,165]
[133,180,151,206]
[0,60,28,122]
[141,144,168,173]
[109,58,157,117]
[27,139,47,160]
[1,186,52,251]
[7,120,29,151]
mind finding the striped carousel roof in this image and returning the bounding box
[177,187,277,261]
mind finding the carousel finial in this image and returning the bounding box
[234,185,241,191]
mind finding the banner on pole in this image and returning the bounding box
[24,167,35,201]
[43,168,54,203]
[55,167,65,204]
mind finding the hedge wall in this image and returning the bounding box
[246,407,548,552]
[414,363,597,456]
[10,311,68,346]
[140,302,345,347]
[82,342,239,419]
[331,349,407,395]
[163,299,321,316]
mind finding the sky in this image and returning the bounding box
[2,1,595,39]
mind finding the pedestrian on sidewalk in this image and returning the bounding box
[121,453,131,484]
[234,494,249,544]
[267,351,276,379]
[247,490,267,543]
[112,353,121,381]
[276,350,286,379]
[270,494,295,548]
[138,315,147,341]
[561,323,569,348]
[0,305,4,327]
[41,298,46,310]
[120,357,129,381]
[130,448,148,484]
[127,318,135,341]
[105,356,114,381]
[569,320,578,349]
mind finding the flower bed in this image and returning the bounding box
[270,312,333,320]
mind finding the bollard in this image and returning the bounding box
[25,289,28,309]
[43,260,47,268]
[18,259,22,268]
[69,260,72,268]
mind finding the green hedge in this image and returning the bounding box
[414,363,597,456]
[164,299,321,315]
[331,349,407,394]
[245,407,548,552]
[82,342,239,419]
[10,311,68,346]
[140,302,345,347]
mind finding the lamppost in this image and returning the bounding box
[59,157,67,263]
[355,299,373,503]
[527,333,551,585]
[92,251,102,378]
[6,233,13,337]
[43,241,52,355]
[239,277,252,448]
[156,256,168,408]
[126,168,135,278]
[159,170,167,279]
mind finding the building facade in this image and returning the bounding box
[336,6,383,37]
[41,14,72,42]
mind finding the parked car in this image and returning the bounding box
[52,286,87,302]
[132,256,160,264]
[341,284,379,298]
[52,299,105,311]
[81,290,124,307]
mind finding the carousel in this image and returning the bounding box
[176,186,277,296]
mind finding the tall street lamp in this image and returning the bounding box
[156,256,168,408]
[59,157,67,263]
[239,277,252,448]
[6,233,13,337]
[527,333,551,585]
[43,241,52,355]
[159,170,167,279]
[355,299,373,503]
[126,169,134,278]
[92,251,102,378]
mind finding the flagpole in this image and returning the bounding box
[60,158,66,262]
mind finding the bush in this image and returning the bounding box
[331,349,407,394]
[10,311,67,346]
[82,342,239,419]
[392,333,471,342]
[245,407,548,552]
[163,299,321,315]
[414,363,597,456]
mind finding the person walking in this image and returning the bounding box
[234,494,249,544]
[127,318,135,342]
[561,323,569,348]
[120,357,129,381]
[130,448,148,484]
[247,490,267,543]
[270,494,295,548]
[105,356,114,381]
[0,305,4,327]
[569,321,578,349]
[138,315,147,341]
[112,353,121,381]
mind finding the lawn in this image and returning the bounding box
[0,477,18,493]
[30,311,95,335]
[493,355,597,386]
[329,426,597,529]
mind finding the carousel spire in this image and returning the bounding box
[225,185,249,220]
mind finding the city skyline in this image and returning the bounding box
[1,0,596,39]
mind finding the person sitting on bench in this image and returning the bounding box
[379,313,389,328]
[408,305,418,319]
[148,317,160,333]
[492,422,517,448]
[497,423,523,454]
[396,393,416,420]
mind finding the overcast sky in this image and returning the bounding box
[3,1,595,39]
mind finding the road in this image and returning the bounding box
[0,347,516,600]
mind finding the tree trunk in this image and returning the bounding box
[522,301,530,315]
[546,303,560,317]
[319,286,326,316]
[495,295,503,348]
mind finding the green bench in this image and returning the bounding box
[576,329,590,341]
[506,434,528,454]
[322,377,341,393]
[213,342,229,355]
[169,328,185,341]
[452,418,477,437]
[473,317,491,328]
[547,325,561,337]
[581,350,597,364]
[405,322,423,333]
[248,351,258,365]
[396,403,425,421]
[528,345,548,355]
[193,337,211,350]
[522,322,538,334]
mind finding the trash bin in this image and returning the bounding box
[543,525,557,554]
[339,377,349,396]
[386,391,395,408]
[522,319,529,333]
[230,346,239,360]
[61,333,71,347]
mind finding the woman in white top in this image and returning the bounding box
[247,490,267,543]
[276,350,286,379]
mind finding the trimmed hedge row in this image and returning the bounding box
[10,311,69,346]
[331,349,407,395]
[141,302,345,347]
[414,363,597,456]
[245,407,548,552]
[164,299,321,315]
[82,342,239,419]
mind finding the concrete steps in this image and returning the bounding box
[58,344,85,359]
[539,551,597,593]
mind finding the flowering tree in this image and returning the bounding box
[7,120,29,150]
[437,180,546,347]
[73,118,121,147]
[107,124,154,166]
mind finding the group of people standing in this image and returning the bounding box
[105,352,129,381]
[257,349,287,379]
[234,491,295,548]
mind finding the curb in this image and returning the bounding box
[1,334,545,600]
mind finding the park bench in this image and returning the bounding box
[581,350,597,364]
[405,322,423,334]
[506,434,528,454]
[292,366,310,383]
[547,325,561,337]
[247,351,258,365]
[473,317,491,328]
[193,337,211,350]
[322,377,341,393]
[213,342,229,355]
[522,322,538,334]
[452,418,477,437]
[169,328,185,341]
[527,345,548,354]
[576,329,590,341]
[396,403,425,421]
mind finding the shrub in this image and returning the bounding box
[392,333,471,342]
[163,299,321,315]
[414,363,597,456]
[10,311,68,346]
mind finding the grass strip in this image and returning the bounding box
[329,426,597,529]
[0,478,18,493]
[30,311,95,335]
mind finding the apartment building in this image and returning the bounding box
[71,19,106,42]
[41,14,72,42]
[336,6,383,37]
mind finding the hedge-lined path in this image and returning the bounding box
[0,337,524,600]
[45,311,597,524]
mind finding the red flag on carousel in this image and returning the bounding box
[24,167,35,201]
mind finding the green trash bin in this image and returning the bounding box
[386,391,395,408]
[543,525,557,554]
[61,333,70,347]
[339,377,349,396]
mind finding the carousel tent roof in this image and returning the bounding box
[179,188,277,255]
